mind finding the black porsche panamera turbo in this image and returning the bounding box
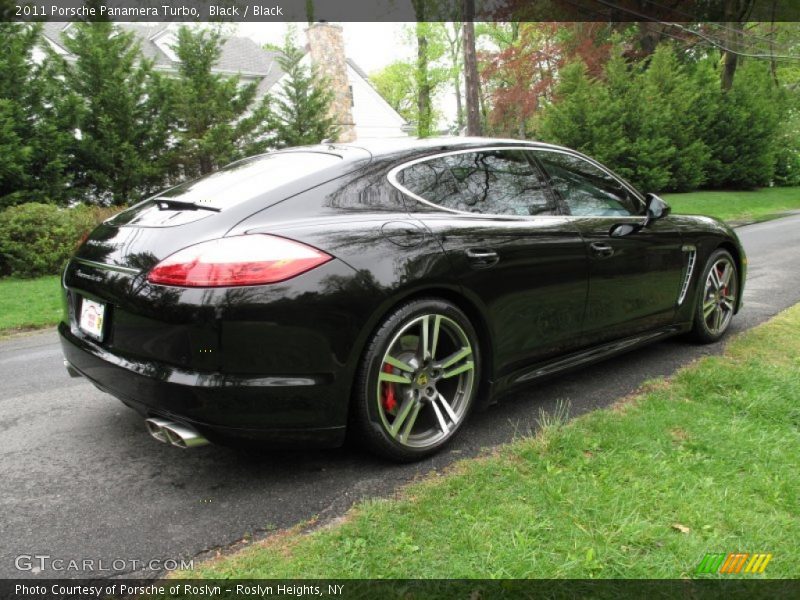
[59,138,746,461]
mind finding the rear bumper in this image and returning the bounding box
[59,322,347,447]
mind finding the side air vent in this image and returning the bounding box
[677,245,697,306]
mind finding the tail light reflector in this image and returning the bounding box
[147,234,332,287]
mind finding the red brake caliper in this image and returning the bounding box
[718,265,728,298]
[381,363,397,412]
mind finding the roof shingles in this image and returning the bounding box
[42,23,282,77]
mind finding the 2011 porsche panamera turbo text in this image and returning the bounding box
[59,138,745,461]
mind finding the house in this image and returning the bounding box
[40,22,409,141]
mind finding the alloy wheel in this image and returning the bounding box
[701,256,737,336]
[376,313,475,449]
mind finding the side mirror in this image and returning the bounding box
[644,193,671,225]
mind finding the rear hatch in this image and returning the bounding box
[71,149,368,271]
[62,147,369,368]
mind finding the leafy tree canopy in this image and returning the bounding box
[170,25,272,178]
[266,27,338,148]
[57,17,172,205]
[0,23,77,208]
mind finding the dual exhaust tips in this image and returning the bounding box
[145,418,209,449]
[63,360,208,449]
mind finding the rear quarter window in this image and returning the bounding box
[395,149,558,216]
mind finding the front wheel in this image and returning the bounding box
[352,298,480,462]
[690,249,739,344]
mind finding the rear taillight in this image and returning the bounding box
[147,235,332,287]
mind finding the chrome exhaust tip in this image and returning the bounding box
[63,360,82,378]
[161,422,210,449]
[145,417,173,444]
[145,418,209,449]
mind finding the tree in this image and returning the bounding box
[171,26,272,177]
[537,61,601,155]
[414,18,434,138]
[638,46,710,191]
[539,48,701,192]
[478,22,616,138]
[462,0,482,136]
[719,0,753,91]
[480,23,559,138]
[370,61,418,124]
[538,40,787,192]
[58,19,172,205]
[0,23,76,208]
[408,0,454,137]
[267,28,338,148]
[394,22,449,137]
[437,22,465,130]
[703,60,781,187]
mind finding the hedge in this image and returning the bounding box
[0,203,118,278]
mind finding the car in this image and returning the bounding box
[59,138,746,461]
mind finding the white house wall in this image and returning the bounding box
[347,63,407,139]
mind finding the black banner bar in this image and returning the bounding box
[2,579,800,600]
[4,0,800,23]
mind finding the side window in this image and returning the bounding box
[534,151,642,217]
[398,150,559,216]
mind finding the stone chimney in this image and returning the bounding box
[306,22,356,142]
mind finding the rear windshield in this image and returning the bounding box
[156,151,341,209]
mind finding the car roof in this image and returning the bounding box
[294,137,565,161]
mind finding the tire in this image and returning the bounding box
[352,298,481,462]
[689,248,739,344]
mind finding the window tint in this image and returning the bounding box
[534,151,641,217]
[398,150,558,216]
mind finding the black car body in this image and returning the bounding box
[59,138,746,459]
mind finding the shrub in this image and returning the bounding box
[538,49,705,193]
[538,45,787,192]
[0,203,116,277]
[773,105,800,187]
[702,61,780,189]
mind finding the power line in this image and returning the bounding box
[615,0,786,48]
[589,0,800,61]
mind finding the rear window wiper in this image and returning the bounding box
[153,198,221,212]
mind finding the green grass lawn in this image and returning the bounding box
[0,275,62,333]
[664,186,800,223]
[183,304,800,579]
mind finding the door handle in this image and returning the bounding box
[465,248,499,268]
[590,242,615,259]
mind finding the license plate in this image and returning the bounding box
[79,297,106,340]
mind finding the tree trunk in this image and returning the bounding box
[454,74,464,130]
[769,4,779,86]
[415,22,432,137]
[721,21,740,91]
[445,22,464,129]
[720,0,753,91]
[636,22,661,58]
[462,1,481,136]
[200,153,213,175]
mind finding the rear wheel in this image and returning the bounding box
[690,249,739,343]
[352,298,480,462]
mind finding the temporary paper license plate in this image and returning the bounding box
[79,297,106,340]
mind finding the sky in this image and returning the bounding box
[237,22,413,75]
